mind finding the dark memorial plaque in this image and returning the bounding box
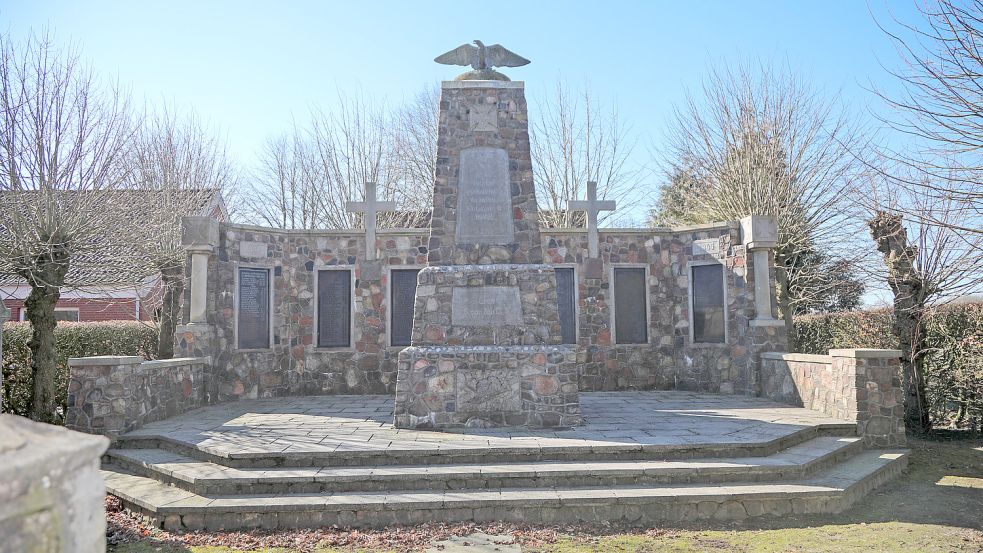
[318,270,352,348]
[390,269,419,347]
[614,267,648,344]
[456,146,514,244]
[237,268,270,349]
[692,264,725,343]
[555,268,576,344]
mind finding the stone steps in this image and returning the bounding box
[112,423,856,468]
[102,450,908,530]
[105,436,864,495]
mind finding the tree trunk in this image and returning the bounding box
[774,254,798,350]
[156,265,184,359]
[869,212,932,434]
[22,247,70,423]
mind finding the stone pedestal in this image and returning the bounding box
[0,415,109,553]
[394,79,582,429]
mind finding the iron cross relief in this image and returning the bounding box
[346,181,396,261]
[568,181,617,258]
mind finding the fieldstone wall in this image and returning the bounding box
[0,415,109,553]
[66,356,208,438]
[182,220,785,401]
[760,349,906,447]
[394,345,581,429]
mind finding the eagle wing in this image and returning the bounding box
[485,44,530,68]
[434,43,476,67]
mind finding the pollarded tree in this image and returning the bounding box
[656,63,869,344]
[0,30,134,422]
[124,107,237,358]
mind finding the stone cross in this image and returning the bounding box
[346,181,396,261]
[568,181,616,258]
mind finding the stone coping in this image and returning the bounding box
[401,344,574,354]
[545,221,736,235]
[421,263,555,274]
[0,414,108,479]
[68,355,144,367]
[761,352,832,364]
[830,349,903,359]
[222,222,426,236]
[442,80,524,89]
[220,222,741,239]
[140,357,211,370]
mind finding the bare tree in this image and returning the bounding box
[124,106,237,358]
[532,82,645,228]
[655,63,869,342]
[245,91,433,230]
[873,0,983,238]
[0,31,134,422]
[865,174,983,433]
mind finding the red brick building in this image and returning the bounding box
[1,190,227,323]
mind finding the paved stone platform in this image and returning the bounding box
[118,392,855,464]
[103,392,908,529]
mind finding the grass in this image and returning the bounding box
[110,434,983,553]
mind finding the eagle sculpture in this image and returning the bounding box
[434,40,530,80]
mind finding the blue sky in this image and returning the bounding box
[1,0,921,227]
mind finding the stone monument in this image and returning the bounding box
[394,45,582,429]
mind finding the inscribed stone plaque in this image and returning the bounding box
[237,268,270,349]
[390,269,419,347]
[451,286,523,327]
[555,268,577,344]
[456,147,514,244]
[239,240,269,259]
[693,238,721,257]
[469,103,498,132]
[692,264,725,343]
[614,267,648,344]
[457,368,521,413]
[318,270,352,348]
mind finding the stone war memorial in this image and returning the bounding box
[64,43,909,531]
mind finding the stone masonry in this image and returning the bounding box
[760,349,906,447]
[66,355,209,438]
[0,415,109,553]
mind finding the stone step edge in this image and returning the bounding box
[113,423,857,468]
[104,436,864,494]
[103,451,907,530]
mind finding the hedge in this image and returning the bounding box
[1,321,158,417]
[795,303,983,430]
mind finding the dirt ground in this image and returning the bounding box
[108,434,983,553]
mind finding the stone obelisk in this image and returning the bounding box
[393,50,581,429]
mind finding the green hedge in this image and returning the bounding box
[1,321,158,417]
[795,303,983,430]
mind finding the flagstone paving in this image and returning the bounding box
[120,391,855,460]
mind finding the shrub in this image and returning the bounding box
[1,321,158,417]
[795,303,983,431]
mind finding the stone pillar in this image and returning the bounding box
[831,349,907,447]
[740,215,782,325]
[188,246,212,323]
[0,414,109,553]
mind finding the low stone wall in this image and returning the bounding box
[394,345,581,429]
[0,414,109,553]
[760,349,906,447]
[66,355,209,438]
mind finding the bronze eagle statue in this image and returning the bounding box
[435,40,530,80]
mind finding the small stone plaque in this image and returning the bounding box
[451,286,523,327]
[456,147,514,244]
[457,368,521,413]
[693,238,721,257]
[237,268,270,349]
[240,240,268,259]
[469,103,498,132]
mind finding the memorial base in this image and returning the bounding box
[394,345,582,429]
